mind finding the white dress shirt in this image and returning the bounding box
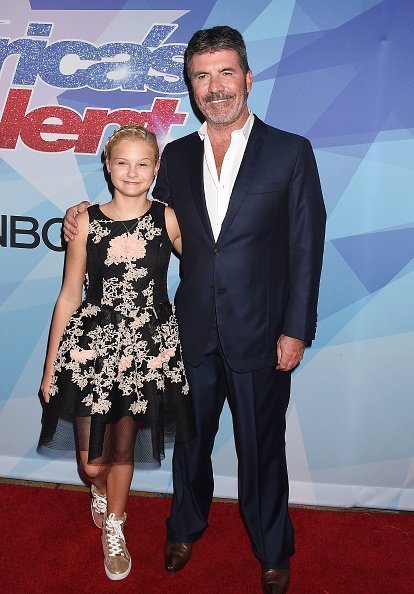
[198,112,255,241]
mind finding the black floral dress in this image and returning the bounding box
[39,201,194,467]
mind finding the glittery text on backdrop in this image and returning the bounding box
[0,21,188,154]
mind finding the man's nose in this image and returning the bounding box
[208,74,223,93]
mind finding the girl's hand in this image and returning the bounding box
[40,371,53,403]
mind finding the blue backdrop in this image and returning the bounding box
[1,0,413,511]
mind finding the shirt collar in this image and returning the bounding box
[198,110,254,141]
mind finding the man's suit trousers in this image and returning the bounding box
[167,322,295,568]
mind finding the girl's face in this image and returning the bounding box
[106,139,159,200]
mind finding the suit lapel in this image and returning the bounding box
[217,116,266,243]
[188,134,215,243]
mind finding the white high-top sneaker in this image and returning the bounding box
[91,485,107,528]
[102,512,131,580]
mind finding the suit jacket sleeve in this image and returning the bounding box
[282,138,326,342]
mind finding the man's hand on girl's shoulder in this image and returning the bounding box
[63,200,91,241]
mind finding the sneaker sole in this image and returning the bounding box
[104,560,131,581]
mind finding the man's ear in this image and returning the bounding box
[246,69,253,93]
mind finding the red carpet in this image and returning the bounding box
[2,482,413,593]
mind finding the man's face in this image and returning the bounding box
[190,49,252,127]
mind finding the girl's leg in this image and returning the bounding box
[78,450,110,494]
[75,417,137,580]
[76,417,109,495]
[101,417,137,582]
[106,463,134,517]
[78,450,110,528]
[105,415,139,516]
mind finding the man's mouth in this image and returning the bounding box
[205,94,233,104]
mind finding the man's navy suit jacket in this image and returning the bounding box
[153,115,326,373]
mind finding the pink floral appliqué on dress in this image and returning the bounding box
[119,355,133,372]
[147,348,176,369]
[70,349,96,363]
[106,233,146,265]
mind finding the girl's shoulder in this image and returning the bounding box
[86,203,101,221]
[150,198,167,210]
[149,198,168,226]
[77,209,90,229]
[164,204,178,227]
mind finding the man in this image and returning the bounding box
[64,26,326,594]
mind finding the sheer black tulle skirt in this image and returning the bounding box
[38,300,194,467]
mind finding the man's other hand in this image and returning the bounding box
[276,334,306,371]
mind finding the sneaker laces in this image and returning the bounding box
[105,513,126,557]
[92,489,107,515]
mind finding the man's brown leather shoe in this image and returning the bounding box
[164,540,193,573]
[261,568,290,593]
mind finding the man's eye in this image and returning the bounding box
[139,163,148,167]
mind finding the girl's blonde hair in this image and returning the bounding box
[104,125,159,162]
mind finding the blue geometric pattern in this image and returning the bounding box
[332,228,414,294]
[1,0,413,510]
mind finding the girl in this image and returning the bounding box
[39,125,194,581]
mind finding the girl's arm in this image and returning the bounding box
[165,206,182,255]
[41,211,89,403]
